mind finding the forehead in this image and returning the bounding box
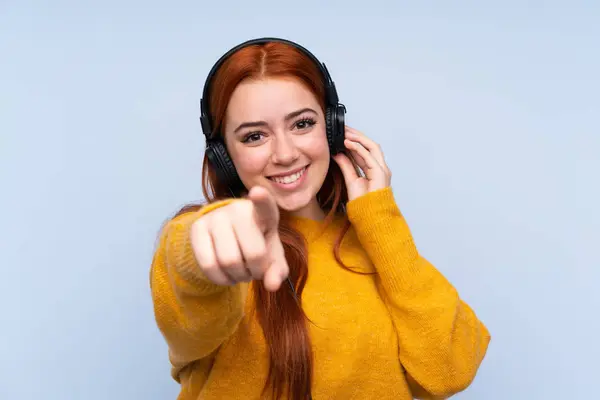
[226,77,320,123]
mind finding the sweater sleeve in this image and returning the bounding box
[346,187,491,399]
[150,199,249,381]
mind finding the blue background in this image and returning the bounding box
[1,1,597,398]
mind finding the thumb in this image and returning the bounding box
[248,186,280,234]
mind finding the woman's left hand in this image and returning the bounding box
[333,126,392,201]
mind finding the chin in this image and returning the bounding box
[273,191,314,213]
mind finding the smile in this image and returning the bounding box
[268,166,308,185]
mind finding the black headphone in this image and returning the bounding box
[199,37,347,197]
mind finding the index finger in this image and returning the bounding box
[262,236,289,292]
[248,186,279,234]
[345,126,387,169]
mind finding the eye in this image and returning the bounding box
[294,117,316,130]
[241,132,264,143]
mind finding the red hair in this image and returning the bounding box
[174,41,365,399]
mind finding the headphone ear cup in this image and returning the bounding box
[206,140,245,195]
[325,105,346,155]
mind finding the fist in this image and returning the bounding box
[190,186,289,292]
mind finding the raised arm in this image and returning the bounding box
[347,187,491,399]
[150,187,291,380]
[150,199,248,379]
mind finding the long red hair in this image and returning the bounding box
[174,41,363,399]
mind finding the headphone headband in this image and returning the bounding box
[199,37,340,138]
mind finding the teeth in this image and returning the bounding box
[271,167,306,184]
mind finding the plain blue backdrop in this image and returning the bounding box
[1,1,597,399]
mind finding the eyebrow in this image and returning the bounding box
[233,107,317,134]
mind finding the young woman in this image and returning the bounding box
[150,38,490,400]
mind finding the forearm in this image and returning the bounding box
[347,187,490,397]
[150,204,247,372]
[381,255,490,398]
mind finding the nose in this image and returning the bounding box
[270,132,299,165]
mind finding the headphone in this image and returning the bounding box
[199,37,347,197]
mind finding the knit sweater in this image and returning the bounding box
[150,187,490,399]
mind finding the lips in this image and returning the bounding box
[267,165,308,184]
[267,165,308,179]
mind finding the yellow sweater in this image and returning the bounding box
[150,187,490,399]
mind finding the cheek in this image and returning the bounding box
[300,129,330,159]
[232,147,270,177]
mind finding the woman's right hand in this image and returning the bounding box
[190,186,289,292]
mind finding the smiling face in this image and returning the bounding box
[223,77,330,220]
